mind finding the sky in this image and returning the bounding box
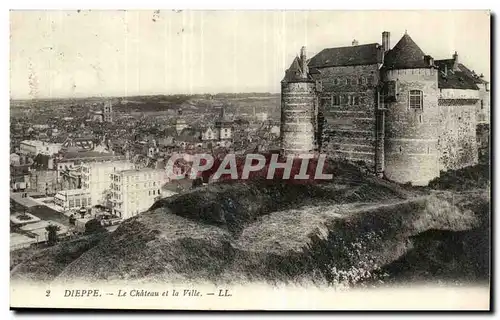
[10,10,490,99]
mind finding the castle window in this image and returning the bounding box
[481,100,484,109]
[367,76,374,85]
[316,80,323,92]
[334,78,339,85]
[320,97,330,109]
[345,78,349,85]
[332,95,339,106]
[409,90,423,109]
[354,96,360,105]
[360,76,366,85]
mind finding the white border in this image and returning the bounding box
[3,1,497,319]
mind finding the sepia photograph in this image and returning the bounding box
[8,9,491,311]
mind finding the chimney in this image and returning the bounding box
[453,51,459,71]
[424,55,434,67]
[382,31,390,53]
[352,39,359,46]
[300,46,308,78]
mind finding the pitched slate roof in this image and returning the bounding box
[308,43,381,68]
[383,34,430,69]
[454,62,489,85]
[434,59,480,90]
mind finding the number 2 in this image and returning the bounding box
[46,290,51,297]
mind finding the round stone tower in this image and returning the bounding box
[280,46,317,156]
[382,33,440,186]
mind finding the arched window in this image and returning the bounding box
[409,90,423,109]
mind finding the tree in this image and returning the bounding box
[45,224,61,246]
[84,219,107,234]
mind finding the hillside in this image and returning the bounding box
[11,162,490,287]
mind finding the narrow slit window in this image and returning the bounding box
[332,95,339,106]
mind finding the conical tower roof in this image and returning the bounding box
[384,33,431,69]
[282,56,313,83]
[282,56,303,82]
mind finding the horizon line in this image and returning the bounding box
[9,91,281,102]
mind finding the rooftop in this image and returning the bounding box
[116,168,164,175]
[435,59,480,90]
[383,33,431,69]
[308,43,382,68]
[282,56,309,82]
[61,150,112,159]
[56,189,91,196]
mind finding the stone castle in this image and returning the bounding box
[281,31,490,186]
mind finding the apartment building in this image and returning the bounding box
[110,168,168,220]
[81,160,135,206]
[19,140,62,156]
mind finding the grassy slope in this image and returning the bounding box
[13,162,489,286]
[10,233,107,283]
[372,189,490,285]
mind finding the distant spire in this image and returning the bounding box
[404,29,407,35]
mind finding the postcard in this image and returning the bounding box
[9,10,491,310]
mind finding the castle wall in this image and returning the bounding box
[280,81,316,155]
[313,64,380,167]
[438,88,479,171]
[476,83,490,124]
[383,68,440,186]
